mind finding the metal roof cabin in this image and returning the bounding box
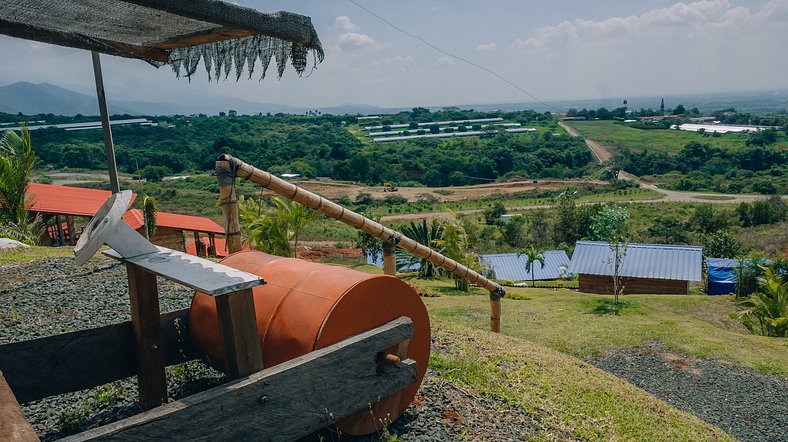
[478,251,572,282]
[569,241,703,294]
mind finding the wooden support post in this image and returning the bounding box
[66,216,76,246]
[0,371,39,442]
[55,215,65,246]
[490,297,501,333]
[382,240,397,276]
[215,288,263,378]
[216,160,242,254]
[208,233,216,257]
[192,231,201,257]
[126,264,168,410]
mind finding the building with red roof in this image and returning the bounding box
[25,183,136,246]
[124,209,225,256]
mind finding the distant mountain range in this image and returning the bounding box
[1,81,786,117]
[0,82,405,117]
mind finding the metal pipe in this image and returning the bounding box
[218,154,505,330]
[91,51,120,194]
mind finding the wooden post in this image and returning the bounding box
[382,240,397,276]
[55,215,65,246]
[490,297,501,333]
[126,265,168,410]
[215,288,263,378]
[192,231,201,257]
[208,233,216,257]
[0,371,39,442]
[216,160,242,254]
[66,216,76,246]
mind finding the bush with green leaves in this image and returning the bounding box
[0,127,42,244]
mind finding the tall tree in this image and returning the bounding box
[590,205,630,304]
[518,245,545,288]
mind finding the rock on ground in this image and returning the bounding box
[590,341,788,442]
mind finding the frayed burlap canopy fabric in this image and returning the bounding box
[0,0,324,80]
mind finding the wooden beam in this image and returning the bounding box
[0,310,196,404]
[0,372,38,442]
[215,289,263,378]
[62,317,417,442]
[126,265,168,410]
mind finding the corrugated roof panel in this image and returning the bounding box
[569,241,703,282]
[478,250,571,281]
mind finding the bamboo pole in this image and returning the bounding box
[382,240,397,276]
[218,154,506,332]
[216,160,243,254]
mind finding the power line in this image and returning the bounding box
[348,0,561,112]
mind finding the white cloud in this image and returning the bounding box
[514,0,788,54]
[377,55,414,72]
[435,56,456,66]
[335,16,361,32]
[475,43,497,53]
[338,32,376,49]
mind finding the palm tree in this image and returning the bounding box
[518,245,545,288]
[435,209,480,291]
[272,196,319,258]
[237,196,318,258]
[0,127,41,244]
[738,267,788,337]
[396,218,443,277]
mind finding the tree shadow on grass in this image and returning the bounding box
[584,298,640,316]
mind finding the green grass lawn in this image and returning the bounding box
[0,245,74,263]
[416,277,788,375]
[567,121,750,154]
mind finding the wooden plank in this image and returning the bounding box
[63,317,417,442]
[215,289,264,378]
[127,265,168,410]
[103,247,264,296]
[0,372,39,442]
[0,310,196,404]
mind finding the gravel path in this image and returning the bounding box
[2,256,538,441]
[590,341,788,442]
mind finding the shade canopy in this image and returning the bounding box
[1,0,324,80]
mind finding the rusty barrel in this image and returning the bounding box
[189,251,430,434]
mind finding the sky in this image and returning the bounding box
[1,0,787,108]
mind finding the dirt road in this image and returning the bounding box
[559,121,612,163]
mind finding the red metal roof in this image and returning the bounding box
[124,209,225,235]
[26,183,135,217]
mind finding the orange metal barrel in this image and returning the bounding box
[189,251,430,434]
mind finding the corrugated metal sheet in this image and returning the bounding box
[569,241,703,282]
[26,183,135,217]
[478,251,572,281]
[124,209,225,234]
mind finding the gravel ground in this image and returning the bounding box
[590,341,788,442]
[1,256,538,441]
